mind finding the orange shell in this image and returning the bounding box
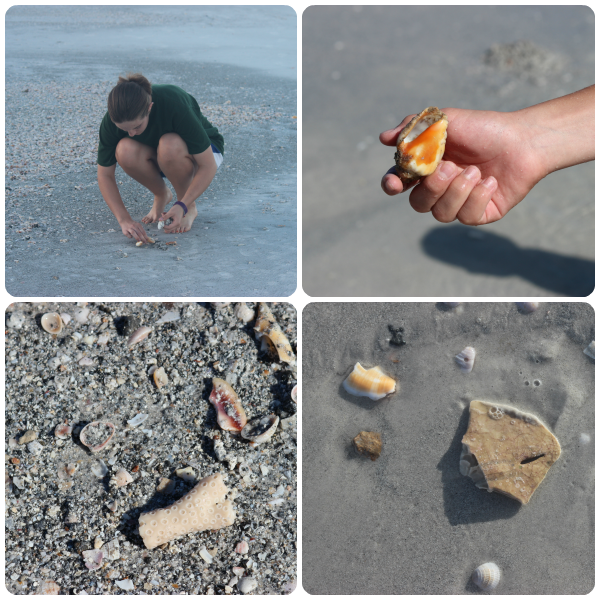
[343,363,396,401]
[395,106,448,187]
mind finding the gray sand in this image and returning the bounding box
[302,302,594,594]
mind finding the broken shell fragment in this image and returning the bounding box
[241,414,280,445]
[153,366,169,389]
[127,413,149,428]
[460,400,561,504]
[583,341,595,360]
[127,326,152,347]
[343,363,396,401]
[455,346,476,373]
[91,459,109,478]
[41,312,63,334]
[209,378,247,432]
[472,562,501,591]
[79,421,116,453]
[113,468,134,488]
[254,302,296,366]
[516,302,539,314]
[291,385,297,403]
[395,106,448,187]
[40,581,61,595]
[235,541,249,554]
[54,423,72,439]
[353,431,382,461]
[238,577,258,594]
[234,302,255,323]
[82,549,104,571]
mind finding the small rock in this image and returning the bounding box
[237,577,258,594]
[156,477,175,494]
[27,440,43,455]
[353,431,382,461]
[18,430,38,445]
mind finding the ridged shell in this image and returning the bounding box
[127,326,152,347]
[41,312,63,334]
[209,378,247,431]
[472,562,501,591]
[343,363,396,401]
[455,346,476,373]
[395,106,448,187]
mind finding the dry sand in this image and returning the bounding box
[302,302,594,594]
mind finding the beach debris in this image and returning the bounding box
[214,438,227,461]
[156,477,176,494]
[237,577,258,594]
[97,332,111,345]
[516,302,539,314]
[127,326,152,347]
[127,413,149,428]
[136,237,155,246]
[80,421,115,453]
[82,549,104,571]
[175,466,196,482]
[113,468,133,488]
[41,312,62,334]
[106,500,118,512]
[138,473,236,549]
[157,218,172,230]
[254,302,296,366]
[18,430,38,445]
[460,400,561,504]
[388,325,407,347]
[153,366,169,388]
[94,537,103,550]
[82,335,96,346]
[103,538,120,561]
[7,311,26,329]
[472,562,501,591]
[235,541,249,554]
[352,431,382,461]
[455,346,476,373]
[91,459,109,478]
[27,441,43,455]
[78,356,94,366]
[241,414,279,445]
[583,341,595,360]
[234,303,255,323]
[343,363,396,400]
[73,307,90,324]
[209,378,247,432]
[156,310,180,324]
[291,385,297,403]
[199,546,214,563]
[116,580,134,591]
[40,580,61,595]
[60,313,72,325]
[395,106,448,187]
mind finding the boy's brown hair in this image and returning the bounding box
[107,73,152,124]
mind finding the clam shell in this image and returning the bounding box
[114,468,133,487]
[455,346,476,373]
[79,421,116,453]
[41,312,63,334]
[127,326,152,347]
[241,414,279,444]
[153,366,168,389]
[343,363,396,401]
[209,378,247,432]
[472,562,501,591]
[395,106,448,186]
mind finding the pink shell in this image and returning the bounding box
[79,421,115,453]
[54,423,72,439]
[82,549,104,571]
[209,378,247,432]
[235,541,249,554]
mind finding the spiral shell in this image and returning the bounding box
[41,312,63,334]
[472,562,501,591]
[455,346,476,373]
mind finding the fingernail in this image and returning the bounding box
[482,176,496,190]
[439,162,455,180]
[463,165,479,180]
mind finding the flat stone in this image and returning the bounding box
[460,400,561,504]
[353,431,382,461]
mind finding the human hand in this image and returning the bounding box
[120,218,150,243]
[380,108,547,226]
[159,203,185,234]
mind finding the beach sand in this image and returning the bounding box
[302,302,594,594]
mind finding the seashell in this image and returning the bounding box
[18,430,38,444]
[234,302,255,323]
[91,459,109,478]
[127,326,152,347]
[343,362,396,401]
[237,577,258,594]
[97,332,111,345]
[82,335,96,346]
[455,346,476,373]
[583,341,595,360]
[516,302,539,314]
[156,477,175,494]
[79,421,116,453]
[78,356,94,366]
[94,536,103,549]
[103,538,120,561]
[175,466,196,482]
[114,468,133,487]
[209,378,247,432]
[156,310,180,324]
[54,422,72,439]
[41,580,61,595]
[395,106,448,187]
[235,541,249,554]
[283,579,297,594]
[199,546,214,564]
[41,312,63,334]
[116,580,135,591]
[82,549,104,571]
[153,366,168,388]
[73,307,90,324]
[27,441,43,455]
[241,414,279,445]
[127,413,148,428]
[254,303,296,366]
[65,463,78,477]
[60,313,71,325]
[291,384,297,403]
[472,562,501,591]
[106,500,118,512]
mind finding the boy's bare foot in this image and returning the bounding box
[174,202,198,233]
[142,188,173,224]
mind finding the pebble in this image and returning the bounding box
[237,577,258,594]
[18,430,38,444]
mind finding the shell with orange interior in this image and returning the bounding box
[394,106,448,187]
[343,363,397,401]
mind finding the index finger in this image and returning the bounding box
[379,114,417,147]
[133,224,150,243]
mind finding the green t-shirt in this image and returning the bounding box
[97,84,224,167]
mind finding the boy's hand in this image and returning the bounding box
[159,204,185,234]
[120,219,150,243]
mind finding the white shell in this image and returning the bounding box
[114,468,133,487]
[237,577,258,594]
[472,562,501,591]
[583,341,595,360]
[156,311,180,324]
[234,302,255,323]
[241,414,279,444]
[127,413,149,428]
[91,459,109,478]
[127,326,152,347]
[455,347,476,373]
[41,312,63,334]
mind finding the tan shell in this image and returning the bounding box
[254,303,296,366]
[153,366,168,389]
[395,106,448,187]
[41,312,63,334]
[343,363,396,401]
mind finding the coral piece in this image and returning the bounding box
[455,346,476,373]
[343,363,396,401]
[353,431,382,461]
[138,473,236,549]
[460,400,561,504]
[209,378,247,432]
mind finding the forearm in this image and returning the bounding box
[97,169,131,224]
[514,85,594,176]
[179,161,217,206]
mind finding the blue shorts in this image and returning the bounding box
[159,143,223,177]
